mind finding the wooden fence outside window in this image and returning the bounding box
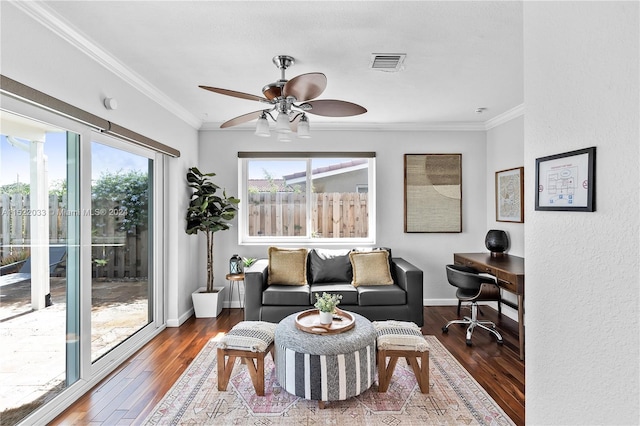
[247,192,368,238]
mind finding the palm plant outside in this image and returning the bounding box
[185,167,240,292]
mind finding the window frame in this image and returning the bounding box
[238,152,376,245]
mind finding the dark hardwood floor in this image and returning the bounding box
[50,306,525,425]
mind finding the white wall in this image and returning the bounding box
[486,115,525,257]
[198,128,488,306]
[486,116,524,320]
[524,2,639,424]
[0,3,200,328]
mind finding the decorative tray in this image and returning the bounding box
[294,308,355,335]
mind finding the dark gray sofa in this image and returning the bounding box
[244,249,424,326]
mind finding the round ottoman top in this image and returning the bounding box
[275,310,375,356]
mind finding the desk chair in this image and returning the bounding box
[442,264,503,346]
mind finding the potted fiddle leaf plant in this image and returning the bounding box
[186,167,240,317]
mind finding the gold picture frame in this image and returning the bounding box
[404,154,462,233]
[495,167,524,223]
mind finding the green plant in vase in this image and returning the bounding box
[314,292,342,324]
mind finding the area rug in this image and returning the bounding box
[143,335,514,425]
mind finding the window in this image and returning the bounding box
[239,152,376,244]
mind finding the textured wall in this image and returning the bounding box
[524,2,639,424]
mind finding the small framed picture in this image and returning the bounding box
[495,167,524,223]
[535,147,596,212]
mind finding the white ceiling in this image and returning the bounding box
[32,1,524,130]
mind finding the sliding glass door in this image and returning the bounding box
[0,106,164,424]
[90,140,153,362]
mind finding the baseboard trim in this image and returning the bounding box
[167,308,194,327]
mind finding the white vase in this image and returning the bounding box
[318,310,333,325]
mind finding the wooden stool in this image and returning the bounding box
[377,347,429,393]
[373,320,430,394]
[217,342,274,396]
[216,321,277,396]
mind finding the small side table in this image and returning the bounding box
[225,273,245,309]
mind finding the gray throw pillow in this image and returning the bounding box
[308,248,353,283]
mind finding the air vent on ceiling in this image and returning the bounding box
[370,54,406,72]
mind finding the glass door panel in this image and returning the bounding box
[90,141,152,362]
[0,112,80,423]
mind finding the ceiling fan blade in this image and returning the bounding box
[283,73,327,101]
[199,85,268,102]
[305,99,367,117]
[220,110,265,128]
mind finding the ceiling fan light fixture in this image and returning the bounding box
[254,112,270,137]
[276,111,291,133]
[297,114,311,138]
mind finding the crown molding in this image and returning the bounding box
[199,106,525,132]
[199,120,489,132]
[12,0,203,129]
[484,104,524,130]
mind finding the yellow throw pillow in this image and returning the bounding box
[349,250,394,287]
[267,247,308,285]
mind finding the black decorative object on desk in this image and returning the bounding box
[229,254,243,274]
[485,230,509,257]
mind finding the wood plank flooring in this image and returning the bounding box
[50,306,525,425]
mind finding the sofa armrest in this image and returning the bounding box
[392,257,424,326]
[244,259,269,320]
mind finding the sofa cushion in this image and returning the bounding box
[263,284,311,306]
[267,247,308,285]
[310,283,358,305]
[308,248,352,283]
[349,250,394,287]
[357,284,406,306]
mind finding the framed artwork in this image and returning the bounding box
[404,153,462,233]
[535,147,596,212]
[495,167,524,223]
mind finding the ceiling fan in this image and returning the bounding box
[199,55,367,140]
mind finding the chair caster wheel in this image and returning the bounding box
[442,326,449,333]
[466,339,472,346]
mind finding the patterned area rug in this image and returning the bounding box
[143,335,514,425]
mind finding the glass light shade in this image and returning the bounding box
[297,117,311,138]
[254,116,270,137]
[276,112,291,133]
[277,132,292,142]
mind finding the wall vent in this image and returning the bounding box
[370,54,406,72]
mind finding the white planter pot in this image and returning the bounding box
[318,311,333,325]
[192,286,225,318]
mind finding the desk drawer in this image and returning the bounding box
[456,258,496,275]
[496,270,517,292]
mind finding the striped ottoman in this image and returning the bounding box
[274,311,376,407]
